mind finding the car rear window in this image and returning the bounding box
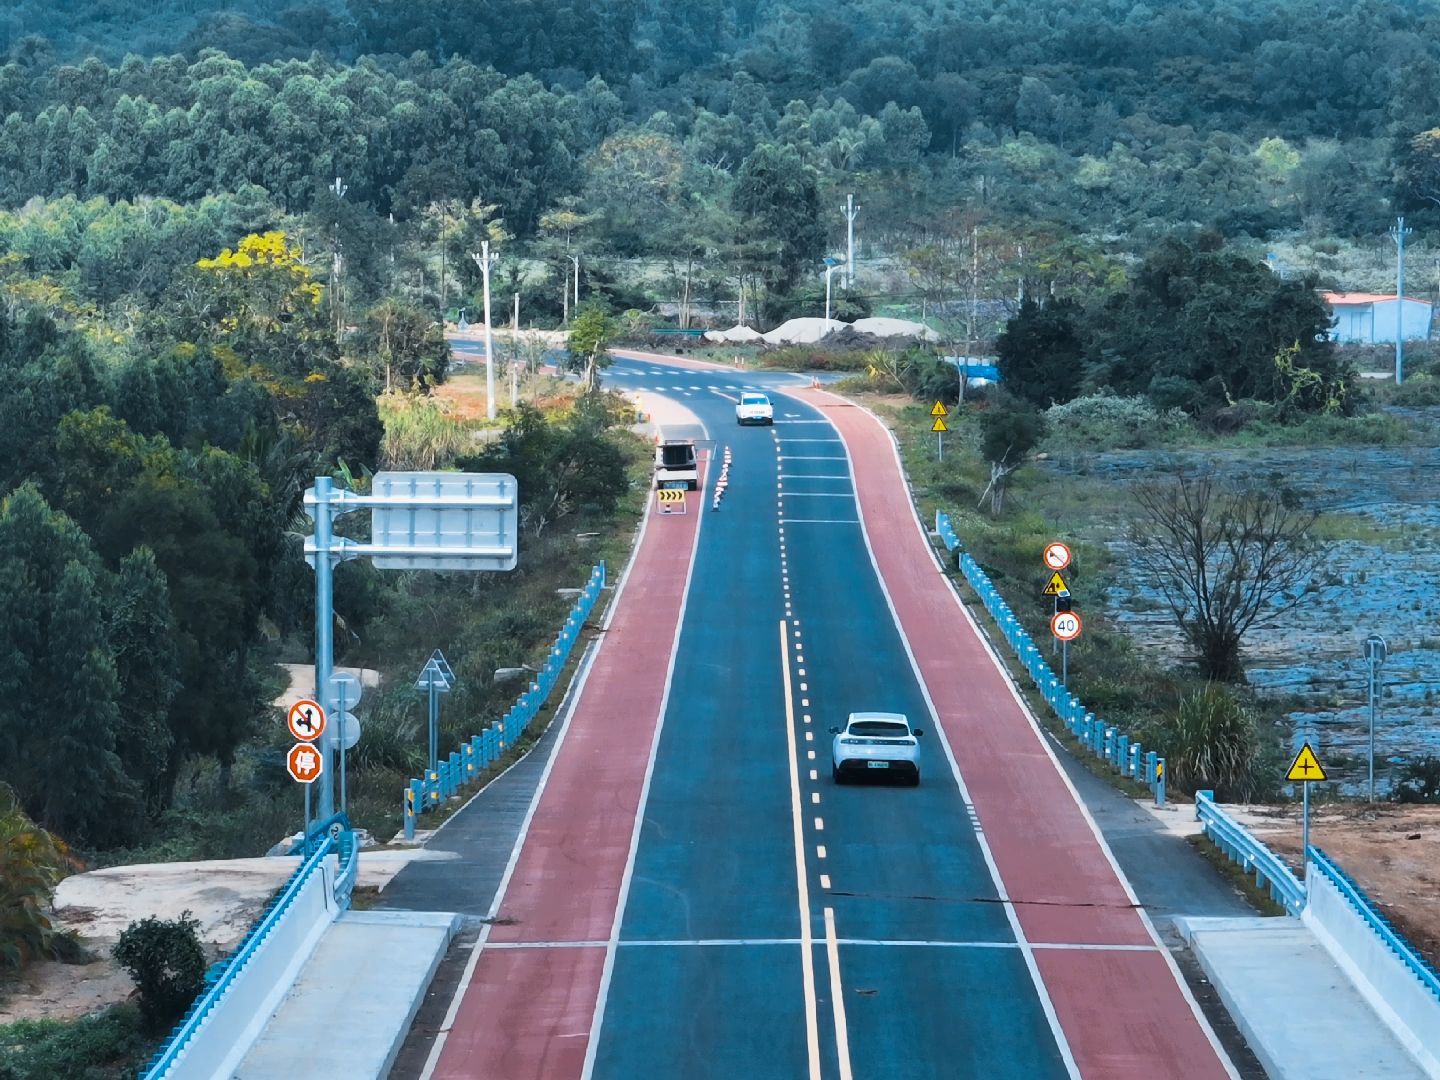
[741,394,769,405]
[848,721,908,737]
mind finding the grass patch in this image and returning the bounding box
[1187,835,1288,917]
[0,1004,156,1080]
[1309,511,1409,547]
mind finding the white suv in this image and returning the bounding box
[735,392,774,425]
[830,712,923,785]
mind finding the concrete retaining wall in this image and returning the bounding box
[1304,857,1440,1076]
[161,858,339,1079]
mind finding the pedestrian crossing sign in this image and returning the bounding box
[1286,742,1327,783]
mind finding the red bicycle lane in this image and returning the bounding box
[426,475,706,1080]
[794,390,1234,1080]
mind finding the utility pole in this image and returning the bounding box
[471,244,497,421]
[571,254,580,313]
[1390,216,1413,385]
[845,194,859,288]
[330,176,347,337]
[511,292,520,406]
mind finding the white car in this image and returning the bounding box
[830,712,924,785]
[735,392,774,425]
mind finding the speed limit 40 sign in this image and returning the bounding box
[1051,610,1083,641]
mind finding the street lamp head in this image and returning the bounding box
[823,257,840,268]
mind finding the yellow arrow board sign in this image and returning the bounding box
[1286,742,1327,783]
[1041,571,1069,596]
[657,489,685,504]
[931,417,948,433]
[930,400,948,417]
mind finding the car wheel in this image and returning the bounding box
[908,772,921,787]
[831,764,843,784]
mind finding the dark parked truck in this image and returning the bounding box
[654,439,698,490]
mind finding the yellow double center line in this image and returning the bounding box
[780,619,852,1080]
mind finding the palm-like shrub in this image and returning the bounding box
[1156,684,1260,800]
[0,784,83,970]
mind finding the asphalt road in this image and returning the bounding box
[396,354,1246,1079]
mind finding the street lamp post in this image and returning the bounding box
[1390,217,1413,386]
[823,258,841,322]
[471,243,497,421]
[571,255,580,313]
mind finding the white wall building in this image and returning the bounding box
[1322,292,1433,344]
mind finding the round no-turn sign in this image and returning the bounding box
[287,699,327,742]
[1051,610,1083,641]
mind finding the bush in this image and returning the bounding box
[1041,392,1191,450]
[0,1004,149,1080]
[112,913,206,1033]
[1139,684,1260,800]
[1392,756,1440,803]
[1392,374,1440,407]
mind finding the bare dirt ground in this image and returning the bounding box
[1226,802,1440,970]
[0,850,447,1023]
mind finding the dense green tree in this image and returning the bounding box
[732,143,826,300]
[42,562,143,846]
[995,298,1086,407]
[564,304,617,389]
[109,548,180,817]
[354,298,449,392]
[1085,235,1349,416]
[459,398,627,536]
[977,396,1043,515]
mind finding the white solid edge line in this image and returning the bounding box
[824,907,854,1080]
[417,464,660,1079]
[780,386,1082,1080]
[578,415,713,1080]
[828,388,1241,1080]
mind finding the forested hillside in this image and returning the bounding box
[5,0,1440,247]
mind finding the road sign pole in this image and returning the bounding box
[1052,595,1058,655]
[937,430,943,462]
[312,476,336,821]
[1367,657,1376,802]
[1302,780,1310,883]
[1062,638,1069,687]
[303,782,311,855]
[336,679,349,815]
[428,671,439,774]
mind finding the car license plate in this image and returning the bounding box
[867,761,890,769]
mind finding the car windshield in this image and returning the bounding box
[848,721,909,738]
[741,394,768,405]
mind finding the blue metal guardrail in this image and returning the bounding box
[1194,789,1306,914]
[139,828,349,1078]
[1309,846,1440,1001]
[402,562,607,839]
[285,811,350,857]
[934,511,1169,804]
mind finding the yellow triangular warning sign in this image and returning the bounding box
[1286,742,1327,783]
[930,400,948,417]
[931,417,948,432]
[1041,571,1069,596]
